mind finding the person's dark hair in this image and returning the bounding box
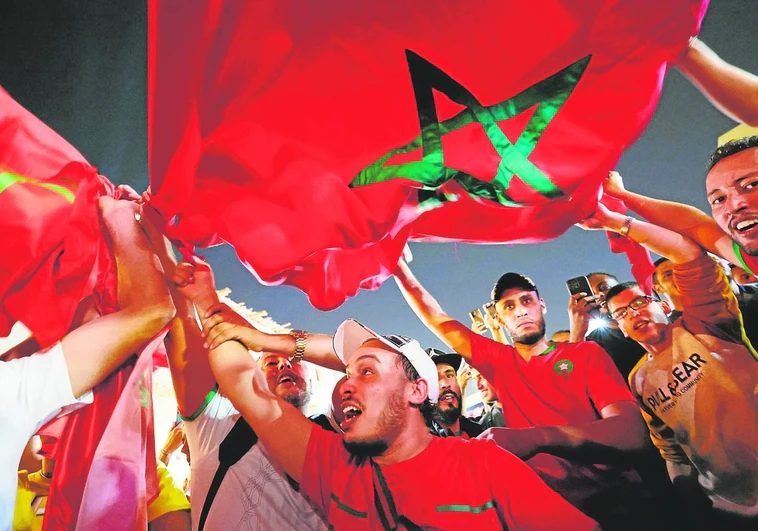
[707,135,758,171]
[396,353,433,425]
[492,272,539,303]
[586,271,618,282]
[651,257,670,284]
[604,281,639,308]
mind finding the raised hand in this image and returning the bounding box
[471,320,488,335]
[201,302,262,351]
[170,260,218,312]
[567,292,600,341]
[576,202,621,231]
[604,171,626,198]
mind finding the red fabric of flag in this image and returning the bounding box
[0,88,159,530]
[601,193,656,294]
[149,0,708,310]
[0,87,114,347]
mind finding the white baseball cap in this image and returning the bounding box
[333,319,439,403]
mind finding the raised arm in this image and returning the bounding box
[677,39,758,127]
[187,273,314,482]
[579,201,705,265]
[393,259,475,361]
[161,262,218,417]
[200,303,344,372]
[604,172,738,264]
[60,198,175,398]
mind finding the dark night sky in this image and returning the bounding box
[1,1,756,349]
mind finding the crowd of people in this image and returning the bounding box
[3,37,758,531]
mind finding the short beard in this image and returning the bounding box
[511,319,546,345]
[343,387,405,465]
[741,241,758,257]
[280,388,311,412]
[432,394,461,427]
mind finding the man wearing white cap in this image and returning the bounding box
[199,301,598,530]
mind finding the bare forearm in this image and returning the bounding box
[615,189,710,236]
[614,189,737,263]
[394,260,473,359]
[678,40,758,126]
[246,332,344,372]
[208,340,311,481]
[604,213,703,264]
[112,224,173,314]
[165,296,216,415]
[63,219,174,397]
[539,414,647,462]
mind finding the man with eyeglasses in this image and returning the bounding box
[580,202,758,530]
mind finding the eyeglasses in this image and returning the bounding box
[610,295,657,321]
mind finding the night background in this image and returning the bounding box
[1,1,756,349]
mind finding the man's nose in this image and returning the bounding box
[340,377,354,397]
[726,191,749,216]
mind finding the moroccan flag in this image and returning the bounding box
[0,89,159,529]
[149,0,708,310]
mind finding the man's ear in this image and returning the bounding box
[408,378,429,407]
[540,298,547,315]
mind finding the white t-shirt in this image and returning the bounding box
[0,343,92,531]
[184,390,327,531]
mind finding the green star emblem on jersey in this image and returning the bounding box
[350,51,591,209]
[554,359,574,375]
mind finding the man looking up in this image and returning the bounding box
[159,260,329,531]
[189,267,599,530]
[580,203,758,529]
[0,197,176,530]
[426,349,483,438]
[394,261,654,529]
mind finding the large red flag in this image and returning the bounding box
[0,88,159,529]
[149,0,708,310]
[0,88,113,346]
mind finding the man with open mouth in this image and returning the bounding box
[426,348,483,439]
[195,281,599,530]
[580,199,758,530]
[602,136,758,291]
[161,260,331,531]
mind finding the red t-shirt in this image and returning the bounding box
[470,334,644,520]
[734,240,758,276]
[301,426,598,531]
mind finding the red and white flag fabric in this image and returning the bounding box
[75,334,164,531]
[149,0,708,310]
[0,88,159,530]
[0,88,113,347]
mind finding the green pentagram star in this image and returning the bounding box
[350,51,591,209]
